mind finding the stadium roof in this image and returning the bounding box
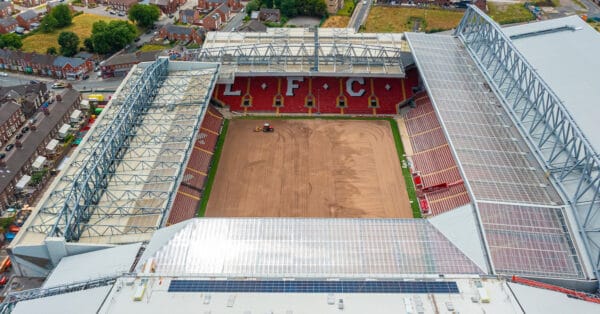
[138,218,484,277]
[12,286,113,314]
[11,60,220,269]
[502,16,600,154]
[406,32,586,280]
[189,28,407,80]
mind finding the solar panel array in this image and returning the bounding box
[405,33,584,279]
[146,218,484,277]
[168,280,460,294]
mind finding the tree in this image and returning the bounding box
[280,0,297,17]
[128,4,160,29]
[39,15,58,33]
[0,33,23,49]
[51,4,73,28]
[46,47,58,55]
[58,31,79,57]
[246,0,260,13]
[83,37,94,52]
[89,20,137,54]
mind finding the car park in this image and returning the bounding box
[5,144,14,151]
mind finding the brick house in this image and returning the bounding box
[197,0,241,12]
[100,50,161,78]
[0,89,81,211]
[179,9,201,24]
[149,0,178,14]
[0,83,49,119]
[0,101,26,145]
[105,0,138,11]
[16,10,40,30]
[12,0,47,8]
[259,8,280,22]
[214,3,231,21]
[0,17,18,34]
[159,24,204,44]
[0,2,14,18]
[200,12,223,31]
[0,49,92,79]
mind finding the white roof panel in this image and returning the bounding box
[12,286,112,314]
[502,16,600,154]
[43,243,141,288]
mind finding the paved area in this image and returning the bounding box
[286,16,320,27]
[206,119,412,218]
[349,0,373,30]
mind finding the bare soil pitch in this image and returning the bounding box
[205,119,412,218]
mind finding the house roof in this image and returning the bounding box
[238,20,267,32]
[74,51,94,60]
[18,10,38,21]
[0,101,21,127]
[103,50,161,67]
[260,8,280,15]
[163,24,194,35]
[149,0,170,6]
[216,3,230,14]
[0,17,17,27]
[0,2,12,10]
[207,0,226,3]
[111,0,137,4]
[30,53,55,66]
[53,56,85,68]
[180,9,195,17]
[0,83,47,104]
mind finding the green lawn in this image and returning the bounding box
[337,0,356,17]
[488,2,535,25]
[21,14,122,53]
[197,119,229,217]
[365,6,464,33]
[138,44,168,52]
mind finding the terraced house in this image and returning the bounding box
[0,49,93,79]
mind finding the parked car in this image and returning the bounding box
[0,276,8,286]
[0,72,7,77]
[118,11,125,16]
[52,82,66,89]
[15,133,22,140]
[5,144,14,151]
[29,80,40,84]
[109,10,116,15]
[82,74,89,80]
[21,126,29,133]
[0,153,5,160]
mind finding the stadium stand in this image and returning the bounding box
[213,70,419,115]
[403,92,470,216]
[167,106,224,225]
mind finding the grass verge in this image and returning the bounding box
[235,115,422,218]
[197,119,229,217]
[322,16,351,28]
[487,3,535,25]
[138,44,169,52]
[21,14,121,53]
[365,6,463,33]
[338,0,356,17]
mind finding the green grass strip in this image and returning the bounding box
[387,119,422,218]
[197,119,229,217]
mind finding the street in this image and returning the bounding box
[348,0,373,31]
[221,12,246,32]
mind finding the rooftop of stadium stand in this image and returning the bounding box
[188,28,409,80]
[405,32,586,280]
[501,15,600,155]
[11,59,220,248]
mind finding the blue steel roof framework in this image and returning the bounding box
[20,58,220,243]
[455,5,600,280]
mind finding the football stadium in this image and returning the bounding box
[2,5,600,313]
